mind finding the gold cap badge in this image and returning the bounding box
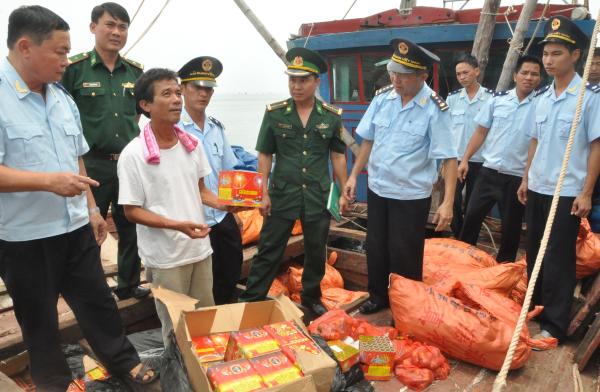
[201,59,213,72]
[293,56,304,66]
[551,18,560,31]
[398,42,409,55]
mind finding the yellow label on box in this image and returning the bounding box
[215,376,264,392]
[365,365,391,377]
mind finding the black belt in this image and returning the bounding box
[85,151,120,161]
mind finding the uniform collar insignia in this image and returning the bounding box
[14,79,29,95]
[386,89,398,99]
[316,123,329,129]
[316,101,323,115]
[419,96,428,106]
[567,85,578,94]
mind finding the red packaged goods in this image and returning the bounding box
[394,365,434,392]
[210,333,230,352]
[249,351,303,387]
[218,170,263,207]
[327,340,359,372]
[192,336,224,363]
[207,359,266,392]
[225,328,280,361]
[264,320,308,346]
[576,218,600,279]
[359,335,395,381]
[281,339,322,361]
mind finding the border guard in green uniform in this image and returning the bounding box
[62,2,148,300]
[239,47,348,315]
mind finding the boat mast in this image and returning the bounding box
[232,0,360,155]
[496,0,539,91]
[471,0,502,81]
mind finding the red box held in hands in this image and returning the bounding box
[218,170,263,207]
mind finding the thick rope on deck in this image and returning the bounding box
[492,12,600,392]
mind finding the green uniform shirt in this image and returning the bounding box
[61,48,143,154]
[256,98,345,220]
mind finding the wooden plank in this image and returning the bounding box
[329,226,366,241]
[0,351,28,377]
[575,313,600,371]
[569,273,600,336]
[0,295,156,360]
[329,247,367,275]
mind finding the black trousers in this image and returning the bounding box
[0,225,139,391]
[366,188,431,306]
[452,161,483,237]
[526,191,580,341]
[209,213,243,305]
[459,167,524,261]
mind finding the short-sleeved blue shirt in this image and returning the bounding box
[178,107,239,226]
[356,84,457,200]
[526,74,600,197]
[474,88,536,177]
[447,85,492,163]
[0,59,90,241]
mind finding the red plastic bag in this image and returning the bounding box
[576,218,600,279]
[509,258,528,304]
[354,321,397,340]
[237,209,263,245]
[389,273,531,370]
[395,365,434,392]
[307,309,358,341]
[409,345,446,371]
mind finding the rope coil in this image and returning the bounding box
[492,11,600,392]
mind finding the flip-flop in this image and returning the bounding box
[126,362,158,385]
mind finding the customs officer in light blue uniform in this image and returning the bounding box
[446,53,493,237]
[517,16,600,342]
[344,38,458,314]
[178,56,242,305]
[458,55,544,262]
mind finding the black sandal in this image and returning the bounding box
[127,362,158,385]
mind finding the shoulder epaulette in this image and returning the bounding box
[53,82,74,101]
[375,84,393,96]
[209,116,224,129]
[430,91,449,111]
[447,88,461,96]
[586,82,600,93]
[534,84,550,97]
[484,87,494,94]
[266,99,288,111]
[493,90,509,97]
[68,52,89,65]
[122,57,144,70]
[322,102,343,116]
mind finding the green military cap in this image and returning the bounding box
[285,47,327,76]
[539,15,589,50]
[387,38,440,74]
[178,56,222,87]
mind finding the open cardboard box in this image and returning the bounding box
[153,287,336,392]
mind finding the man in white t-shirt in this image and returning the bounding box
[118,68,230,347]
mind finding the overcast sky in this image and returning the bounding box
[1,0,598,94]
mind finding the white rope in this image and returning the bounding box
[492,12,600,392]
[304,23,315,48]
[342,0,359,19]
[481,221,497,251]
[129,0,145,24]
[123,0,171,57]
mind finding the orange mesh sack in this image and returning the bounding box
[432,261,525,297]
[291,219,303,235]
[321,288,368,310]
[287,264,344,295]
[424,238,497,268]
[237,210,264,245]
[576,218,600,279]
[389,273,531,370]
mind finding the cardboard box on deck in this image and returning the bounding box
[153,287,336,392]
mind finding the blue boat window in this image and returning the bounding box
[362,55,390,101]
[331,56,360,102]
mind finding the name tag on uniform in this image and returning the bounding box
[277,123,292,129]
[82,82,101,88]
[316,123,329,130]
[122,82,135,89]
